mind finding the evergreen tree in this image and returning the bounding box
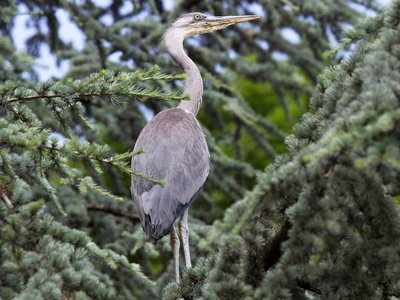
[166,1,400,298]
[1,0,398,299]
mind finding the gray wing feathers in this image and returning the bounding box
[131,108,210,242]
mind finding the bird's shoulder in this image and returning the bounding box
[134,108,201,147]
[147,107,197,127]
[132,107,209,173]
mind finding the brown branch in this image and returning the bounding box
[86,203,138,220]
[5,92,114,104]
[0,142,114,166]
[378,279,400,300]
[42,144,113,164]
[264,219,291,271]
[297,278,323,296]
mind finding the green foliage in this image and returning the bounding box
[0,35,36,82]
[0,67,187,297]
[169,1,400,298]
[1,0,397,299]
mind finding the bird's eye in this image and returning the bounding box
[194,14,201,20]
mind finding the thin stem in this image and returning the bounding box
[5,92,114,104]
[1,192,13,208]
[86,203,138,219]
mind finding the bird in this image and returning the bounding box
[131,12,260,283]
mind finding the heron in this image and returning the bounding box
[131,12,260,283]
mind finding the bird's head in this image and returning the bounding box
[164,12,260,41]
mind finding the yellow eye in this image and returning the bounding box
[194,14,201,20]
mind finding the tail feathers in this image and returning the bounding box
[141,187,203,244]
[143,214,174,245]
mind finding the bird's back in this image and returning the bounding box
[131,108,210,244]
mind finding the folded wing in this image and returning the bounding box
[131,108,210,243]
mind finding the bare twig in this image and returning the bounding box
[1,192,13,208]
[86,203,138,220]
[42,144,113,164]
[5,92,114,104]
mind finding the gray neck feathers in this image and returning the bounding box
[163,29,203,116]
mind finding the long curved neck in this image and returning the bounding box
[163,30,203,116]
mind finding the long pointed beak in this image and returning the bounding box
[205,15,261,25]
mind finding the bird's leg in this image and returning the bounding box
[179,209,192,268]
[170,228,181,283]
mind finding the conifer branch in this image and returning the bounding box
[86,242,156,286]
[86,203,138,220]
[79,177,124,202]
[43,143,166,186]
[5,92,114,103]
[323,14,384,58]
[1,68,188,105]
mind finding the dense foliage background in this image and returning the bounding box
[1,0,400,299]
